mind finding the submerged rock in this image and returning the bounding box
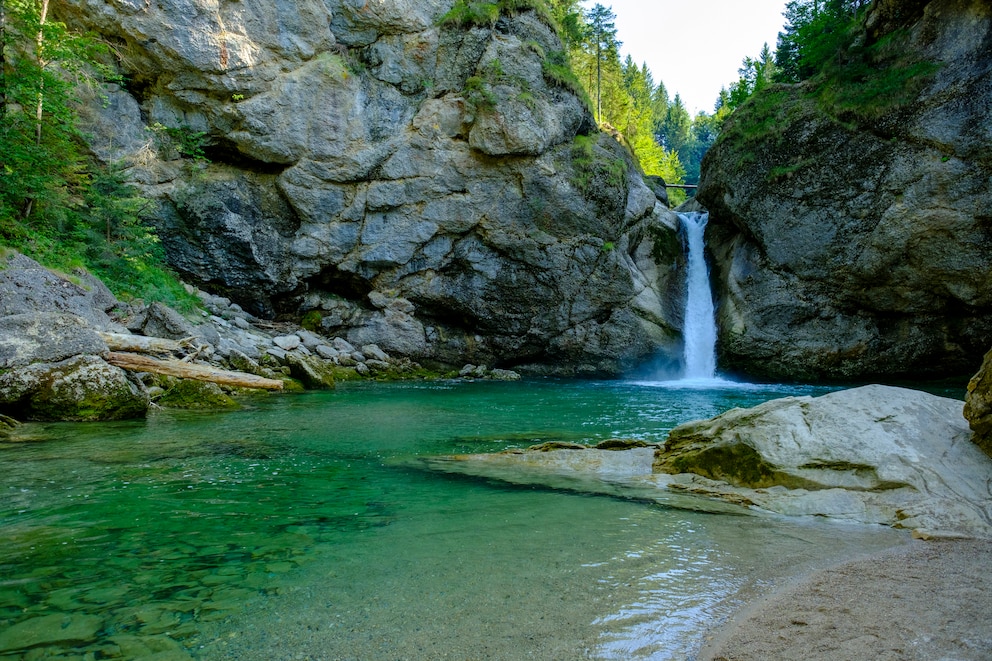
[0,613,104,653]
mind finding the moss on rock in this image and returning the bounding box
[154,377,239,410]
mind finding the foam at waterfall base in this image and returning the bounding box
[631,376,767,391]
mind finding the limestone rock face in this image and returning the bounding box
[0,252,125,332]
[62,0,683,375]
[964,347,992,457]
[698,0,992,380]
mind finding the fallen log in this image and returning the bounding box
[105,351,284,391]
[98,332,191,354]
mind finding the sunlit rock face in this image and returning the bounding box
[964,347,992,458]
[63,0,686,375]
[698,0,992,381]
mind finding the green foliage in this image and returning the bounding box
[439,1,501,27]
[569,134,625,193]
[813,28,941,120]
[0,0,198,312]
[147,122,209,161]
[774,0,869,83]
[464,75,496,111]
[540,49,590,108]
[301,310,323,332]
[440,0,557,29]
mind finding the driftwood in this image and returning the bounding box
[98,332,191,354]
[105,352,284,391]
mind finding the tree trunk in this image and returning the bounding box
[1,0,7,118]
[105,352,285,391]
[97,332,191,355]
[34,0,49,146]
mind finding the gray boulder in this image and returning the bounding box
[0,313,108,369]
[0,355,149,422]
[0,252,124,331]
[656,385,992,538]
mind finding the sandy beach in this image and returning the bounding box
[697,539,992,661]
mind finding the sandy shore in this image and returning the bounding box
[697,538,992,661]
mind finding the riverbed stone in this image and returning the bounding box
[0,613,104,652]
[154,378,240,410]
[284,353,335,389]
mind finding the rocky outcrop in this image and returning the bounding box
[698,0,992,380]
[0,253,149,421]
[429,385,992,539]
[62,0,685,376]
[655,385,992,539]
[0,252,432,422]
[964,347,992,457]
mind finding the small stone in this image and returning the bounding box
[315,345,339,360]
[459,364,477,377]
[351,352,366,363]
[272,335,301,351]
[365,359,390,371]
[489,368,521,381]
[332,337,356,354]
[232,316,250,330]
[296,329,326,351]
[361,344,390,362]
[355,362,370,376]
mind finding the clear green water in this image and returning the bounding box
[0,380,909,660]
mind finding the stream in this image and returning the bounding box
[0,379,909,660]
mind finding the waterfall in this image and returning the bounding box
[679,212,717,380]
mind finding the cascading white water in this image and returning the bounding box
[679,211,717,380]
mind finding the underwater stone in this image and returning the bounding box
[0,613,104,652]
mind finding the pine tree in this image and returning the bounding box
[584,3,619,124]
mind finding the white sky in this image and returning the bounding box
[582,0,789,115]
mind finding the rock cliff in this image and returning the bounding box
[62,0,684,375]
[698,0,992,380]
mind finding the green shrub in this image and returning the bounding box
[301,310,323,332]
[464,75,496,111]
[440,1,500,27]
